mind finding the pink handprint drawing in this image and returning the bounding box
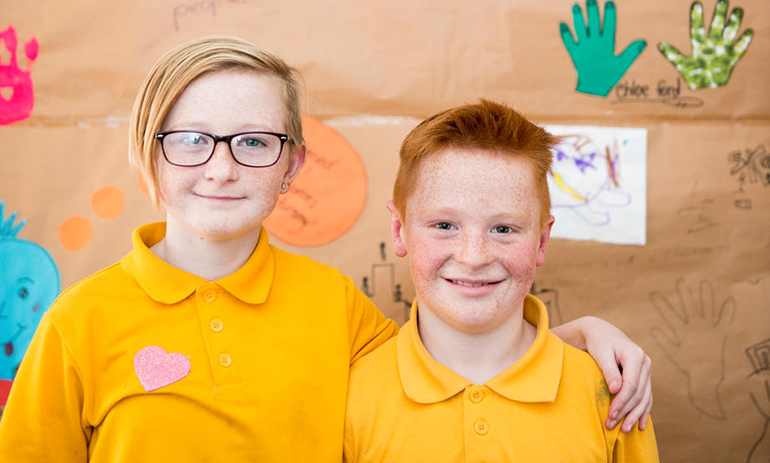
[0,26,39,125]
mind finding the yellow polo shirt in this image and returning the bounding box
[0,222,398,462]
[344,295,659,462]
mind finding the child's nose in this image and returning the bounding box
[204,142,239,181]
[454,231,494,269]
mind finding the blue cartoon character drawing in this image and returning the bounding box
[0,200,60,380]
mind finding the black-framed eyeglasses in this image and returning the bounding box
[155,130,289,168]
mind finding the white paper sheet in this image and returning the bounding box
[544,125,647,245]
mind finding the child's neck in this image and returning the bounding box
[151,219,261,282]
[417,304,536,385]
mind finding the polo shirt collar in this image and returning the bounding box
[397,295,564,404]
[122,222,274,305]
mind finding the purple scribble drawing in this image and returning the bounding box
[0,26,38,125]
[549,134,632,227]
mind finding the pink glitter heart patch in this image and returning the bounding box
[134,346,191,392]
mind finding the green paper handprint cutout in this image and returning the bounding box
[559,0,647,97]
[659,0,753,90]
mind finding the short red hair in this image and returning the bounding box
[393,99,556,227]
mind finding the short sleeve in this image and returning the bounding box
[0,312,90,461]
[612,417,660,462]
[344,276,399,364]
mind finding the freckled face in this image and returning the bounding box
[156,69,303,241]
[392,148,553,333]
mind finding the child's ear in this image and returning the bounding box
[282,143,307,186]
[536,215,555,267]
[387,201,408,258]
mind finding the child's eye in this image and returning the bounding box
[435,222,453,231]
[493,225,512,234]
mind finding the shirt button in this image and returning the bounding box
[218,353,232,367]
[470,388,484,403]
[474,420,488,435]
[210,318,223,332]
[203,291,216,302]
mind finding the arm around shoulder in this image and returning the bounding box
[552,316,653,431]
[0,312,90,461]
[344,276,399,364]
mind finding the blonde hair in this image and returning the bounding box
[129,35,304,208]
[393,99,556,228]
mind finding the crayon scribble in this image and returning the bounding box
[549,133,632,227]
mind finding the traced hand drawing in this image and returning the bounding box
[649,278,735,420]
[559,0,646,97]
[658,0,753,90]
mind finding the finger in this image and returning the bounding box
[616,40,646,72]
[649,292,683,344]
[696,279,714,319]
[689,2,706,50]
[650,325,678,352]
[606,346,645,426]
[715,296,736,328]
[594,349,623,396]
[620,378,652,433]
[603,1,617,41]
[560,22,579,57]
[572,3,588,41]
[674,277,694,322]
[658,42,686,65]
[586,0,601,38]
[731,29,754,63]
[708,0,729,40]
[638,397,651,432]
[723,7,744,42]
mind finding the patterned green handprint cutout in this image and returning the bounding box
[658,0,753,90]
[559,0,647,97]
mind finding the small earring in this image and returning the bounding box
[281,182,287,190]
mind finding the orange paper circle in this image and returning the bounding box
[263,115,367,247]
[59,216,93,252]
[91,185,125,220]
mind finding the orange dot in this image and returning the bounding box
[91,185,125,220]
[263,115,367,247]
[59,216,93,252]
[137,173,150,197]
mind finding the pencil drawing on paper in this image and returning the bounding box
[649,278,735,420]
